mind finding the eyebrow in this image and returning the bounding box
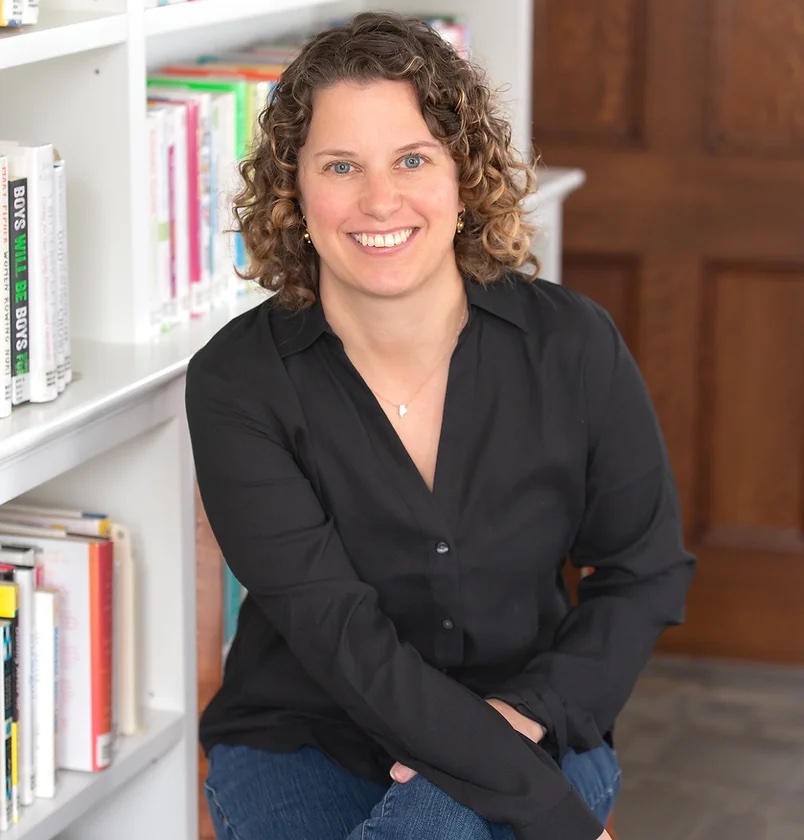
[313,140,443,159]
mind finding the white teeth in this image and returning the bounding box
[352,228,413,248]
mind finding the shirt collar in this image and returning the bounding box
[464,273,528,332]
[271,273,529,359]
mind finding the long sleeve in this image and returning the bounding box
[185,354,603,840]
[488,305,696,759]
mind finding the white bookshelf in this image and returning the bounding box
[2,710,183,840]
[0,9,126,71]
[0,1,581,837]
[144,0,337,35]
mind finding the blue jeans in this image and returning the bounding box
[205,741,620,840]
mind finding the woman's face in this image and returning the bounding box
[297,79,463,302]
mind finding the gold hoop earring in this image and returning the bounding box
[456,212,465,234]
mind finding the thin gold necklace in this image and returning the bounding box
[367,307,468,418]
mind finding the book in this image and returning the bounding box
[0,142,58,404]
[0,503,112,538]
[145,106,172,332]
[0,545,36,807]
[0,156,10,419]
[110,523,137,736]
[146,102,190,326]
[0,0,23,27]
[147,95,201,314]
[53,157,71,389]
[0,581,19,824]
[222,560,244,670]
[0,620,12,831]
[0,527,113,773]
[210,92,239,301]
[21,0,37,26]
[148,76,250,279]
[7,175,29,406]
[145,85,214,315]
[33,588,57,799]
[145,112,165,334]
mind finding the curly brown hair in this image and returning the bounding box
[234,11,539,310]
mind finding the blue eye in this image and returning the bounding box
[330,161,352,174]
[401,155,423,169]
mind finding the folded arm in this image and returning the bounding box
[488,308,696,759]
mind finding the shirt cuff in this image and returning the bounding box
[487,678,569,760]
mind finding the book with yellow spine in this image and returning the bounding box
[0,0,23,28]
[0,583,17,825]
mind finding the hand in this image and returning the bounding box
[389,698,547,783]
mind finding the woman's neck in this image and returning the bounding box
[320,277,468,369]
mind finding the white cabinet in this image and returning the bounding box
[0,2,581,836]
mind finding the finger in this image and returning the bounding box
[389,762,418,783]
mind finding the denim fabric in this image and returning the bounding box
[205,742,621,840]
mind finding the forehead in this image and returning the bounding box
[306,79,434,143]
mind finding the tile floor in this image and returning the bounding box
[613,655,804,840]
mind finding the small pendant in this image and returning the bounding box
[398,404,408,418]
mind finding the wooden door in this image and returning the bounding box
[533,0,804,663]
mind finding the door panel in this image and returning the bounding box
[534,0,804,662]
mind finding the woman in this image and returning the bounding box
[186,12,695,840]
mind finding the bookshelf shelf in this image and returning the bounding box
[0,293,265,506]
[3,709,184,840]
[144,0,337,37]
[0,10,127,72]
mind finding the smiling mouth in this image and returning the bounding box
[350,228,416,249]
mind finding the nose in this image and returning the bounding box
[358,169,402,220]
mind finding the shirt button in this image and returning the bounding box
[435,541,450,555]
[442,619,455,630]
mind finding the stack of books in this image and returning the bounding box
[1,146,72,420]
[0,502,139,827]
[144,41,300,332]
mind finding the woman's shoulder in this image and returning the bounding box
[187,296,276,386]
[506,271,619,349]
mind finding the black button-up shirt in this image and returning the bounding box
[186,273,695,840]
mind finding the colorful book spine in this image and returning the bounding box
[8,176,29,406]
[146,83,213,315]
[0,0,23,28]
[0,156,10,419]
[0,144,58,404]
[0,620,12,831]
[0,528,113,773]
[222,560,244,670]
[0,582,19,824]
[0,555,35,807]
